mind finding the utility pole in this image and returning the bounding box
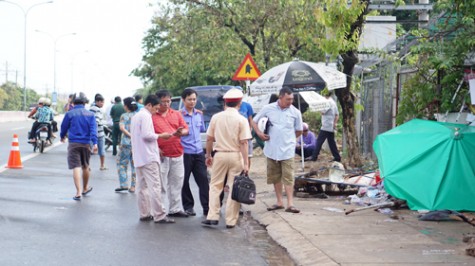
[419,0,430,28]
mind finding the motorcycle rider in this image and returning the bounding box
[43,98,58,138]
[28,97,54,143]
[28,97,46,143]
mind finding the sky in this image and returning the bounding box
[0,0,160,103]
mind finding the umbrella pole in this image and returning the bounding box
[444,79,464,122]
[298,95,305,171]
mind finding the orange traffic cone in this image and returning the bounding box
[6,134,23,169]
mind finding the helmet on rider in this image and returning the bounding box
[72,92,88,105]
[44,98,52,106]
[38,97,46,105]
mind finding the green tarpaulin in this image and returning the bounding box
[373,119,475,211]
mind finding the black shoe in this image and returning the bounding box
[226,225,235,229]
[185,209,196,216]
[155,217,175,224]
[115,187,129,192]
[168,211,189,218]
[201,219,218,226]
[139,215,153,222]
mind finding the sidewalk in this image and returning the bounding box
[245,156,474,265]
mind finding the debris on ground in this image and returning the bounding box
[418,210,475,227]
[322,207,344,213]
[344,199,406,215]
[464,233,475,257]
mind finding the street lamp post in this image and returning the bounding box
[35,30,76,101]
[70,50,89,94]
[0,0,53,111]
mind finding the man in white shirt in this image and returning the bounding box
[310,91,341,163]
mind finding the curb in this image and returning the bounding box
[244,174,338,266]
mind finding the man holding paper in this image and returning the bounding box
[152,90,190,218]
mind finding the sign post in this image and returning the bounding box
[232,53,261,92]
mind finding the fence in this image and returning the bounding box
[357,59,399,158]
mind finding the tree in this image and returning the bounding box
[396,0,475,123]
[314,0,370,166]
[0,82,39,111]
[133,0,326,95]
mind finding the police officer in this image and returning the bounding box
[201,88,252,228]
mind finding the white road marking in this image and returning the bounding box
[0,141,63,173]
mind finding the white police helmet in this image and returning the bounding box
[257,116,272,135]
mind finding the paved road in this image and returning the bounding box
[0,143,271,266]
[0,120,39,164]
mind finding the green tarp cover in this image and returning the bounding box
[373,119,475,211]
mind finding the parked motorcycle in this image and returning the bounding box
[104,125,113,151]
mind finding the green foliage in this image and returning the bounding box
[313,0,368,57]
[133,0,327,94]
[0,82,39,111]
[303,110,322,132]
[396,0,475,124]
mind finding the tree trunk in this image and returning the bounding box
[335,51,362,167]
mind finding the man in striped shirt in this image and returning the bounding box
[89,94,107,170]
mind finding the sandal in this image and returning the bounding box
[285,206,300,213]
[115,187,129,192]
[267,204,285,211]
[73,195,81,201]
[82,187,93,195]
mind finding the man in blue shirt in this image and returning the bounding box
[180,88,209,216]
[61,92,98,201]
[239,99,254,164]
[253,87,303,214]
[134,94,144,110]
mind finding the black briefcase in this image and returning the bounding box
[231,172,256,205]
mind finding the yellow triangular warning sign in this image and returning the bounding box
[232,53,261,81]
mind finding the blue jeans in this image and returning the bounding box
[97,136,105,156]
[90,136,105,156]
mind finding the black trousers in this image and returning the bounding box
[182,153,209,214]
[295,147,315,158]
[112,122,122,155]
[30,122,52,140]
[311,130,341,162]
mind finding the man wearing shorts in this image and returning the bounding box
[60,92,98,201]
[252,87,303,213]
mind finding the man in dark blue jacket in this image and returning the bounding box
[60,92,98,201]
